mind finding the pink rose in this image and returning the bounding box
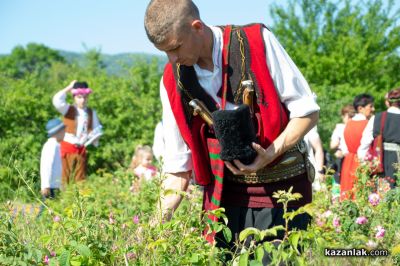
[316,217,325,227]
[368,193,380,206]
[322,210,333,218]
[126,252,136,260]
[133,215,139,224]
[365,153,373,161]
[375,226,385,239]
[356,216,368,225]
[333,217,340,228]
[43,255,49,265]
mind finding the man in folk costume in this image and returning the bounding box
[358,88,400,188]
[53,80,103,186]
[144,0,319,254]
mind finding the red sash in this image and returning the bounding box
[60,141,86,158]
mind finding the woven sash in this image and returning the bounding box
[203,138,225,243]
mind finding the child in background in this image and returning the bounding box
[40,118,65,198]
[53,80,103,185]
[129,145,158,181]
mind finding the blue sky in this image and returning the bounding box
[0,1,397,56]
[0,0,277,55]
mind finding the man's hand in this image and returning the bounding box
[225,111,319,176]
[41,188,50,197]
[152,171,191,224]
[224,142,274,175]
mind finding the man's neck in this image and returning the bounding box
[196,26,214,71]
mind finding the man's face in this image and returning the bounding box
[359,103,375,119]
[74,94,88,109]
[155,27,202,66]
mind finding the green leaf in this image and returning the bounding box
[70,260,82,266]
[214,223,223,233]
[263,242,274,253]
[255,246,265,262]
[289,231,301,249]
[76,244,91,258]
[296,256,306,266]
[239,227,261,242]
[222,215,229,225]
[291,193,303,200]
[249,261,263,266]
[32,249,42,263]
[316,237,325,247]
[222,227,232,242]
[39,235,52,245]
[148,239,167,249]
[238,252,249,266]
[69,240,78,247]
[189,253,199,263]
[58,250,71,266]
[259,225,285,240]
[281,250,289,261]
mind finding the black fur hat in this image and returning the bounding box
[212,105,257,164]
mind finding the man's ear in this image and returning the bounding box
[191,20,204,32]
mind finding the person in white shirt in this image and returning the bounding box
[144,0,319,256]
[152,121,165,162]
[330,104,355,183]
[304,126,325,191]
[53,80,102,185]
[358,88,400,187]
[40,118,65,198]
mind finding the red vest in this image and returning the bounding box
[163,24,289,185]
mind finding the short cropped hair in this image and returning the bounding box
[144,0,200,45]
[388,87,400,107]
[341,104,356,118]
[353,93,374,112]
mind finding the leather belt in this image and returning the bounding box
[225,141,314,184]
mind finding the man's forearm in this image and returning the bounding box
[266,111,319,162]
[159,171,191,221]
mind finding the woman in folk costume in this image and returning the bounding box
[53,80,103,185]
[340,94,374,199]
[358,88,400,188]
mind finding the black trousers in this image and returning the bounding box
[216,205,311,264]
